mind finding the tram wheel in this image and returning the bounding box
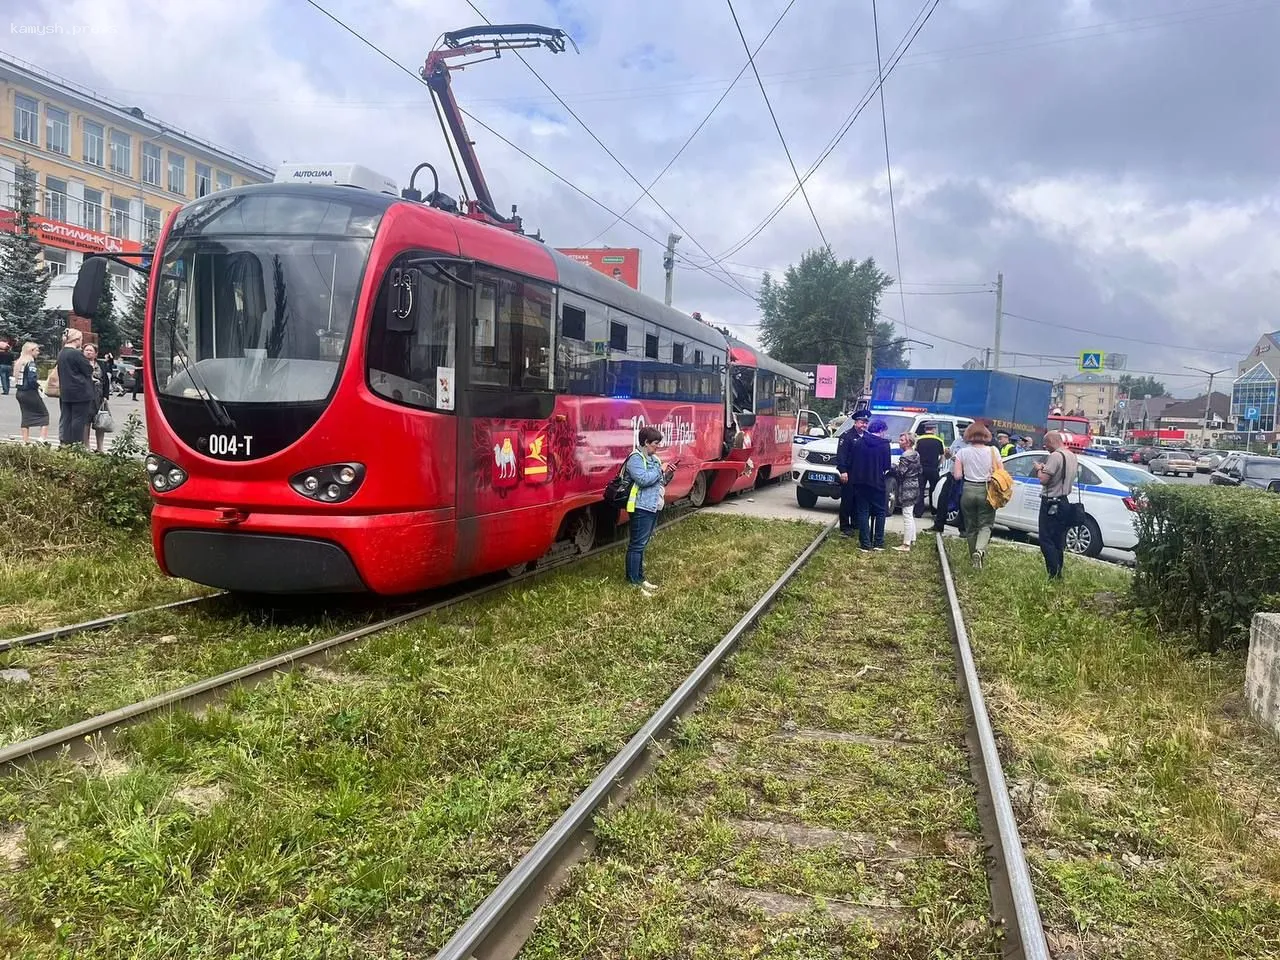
[689,471,709,508]
[506,561,532,578]
[568,509,598,554]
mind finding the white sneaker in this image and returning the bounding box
[642,581,659,591]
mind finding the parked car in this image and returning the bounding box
[1131,446,1161,464]
[1210,454,1280,490]
[1195,449,1224,472]
[1108,444,1138,462]
[995,453,1164,556]
[1148,451,1198,477]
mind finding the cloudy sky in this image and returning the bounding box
[8,0,1278,397]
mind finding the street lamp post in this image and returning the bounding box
[1184,365,1229,445]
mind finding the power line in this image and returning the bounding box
[871,0,910,351]
[300,0,760,304]
[580,0,798,246]
[724,0,828,248]
[462,1,755,301]
[715,0,943,262]
[1000,310,1251,358]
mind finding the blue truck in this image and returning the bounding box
[868,368,1054,441]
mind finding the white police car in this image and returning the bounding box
[996,452,1164,556]
[792,411,972,512]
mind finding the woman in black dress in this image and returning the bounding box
[12,341,50,443]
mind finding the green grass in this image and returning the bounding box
[0,515,818,959]
[521,537,998,959]
[945,538,1280,959]
[0,539,207,641]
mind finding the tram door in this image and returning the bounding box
[454,266,560,575]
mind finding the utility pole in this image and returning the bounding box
[863,329,874,397]
[992,272,1004,371]
[663,233,681,306]
[1185,365,1229,445]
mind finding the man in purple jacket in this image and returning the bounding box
[848,418,892,550]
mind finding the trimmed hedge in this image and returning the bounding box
[1132,484,1280,651]
[0,415,151,556]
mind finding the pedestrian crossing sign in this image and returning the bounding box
[1079,351,1104,371]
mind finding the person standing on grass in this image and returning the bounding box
[952,421,998,569]
[836,408,870,538]
[850,417,892,552]
[893,431,922,552]
[914,421,945,519]
[1035,430,1079,580]
[12,342,49,443]
[56,328,95,448]
[624,425,677,594]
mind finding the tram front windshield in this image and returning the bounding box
[151,190,382,405]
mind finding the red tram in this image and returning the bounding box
[68,22,815,596]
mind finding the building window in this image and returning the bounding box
[110,196,131,237]
[195,163,212,198]
[83,120,105,166]
[14,94,39,145]
[42,248,67,277]
[1231,363,1277,433]
[216,170,233,192]
[167,153,186,194]
[143,205,161,241]
[143,143,162,186]
[110,129,132,176]
[44,176,68,222]
[46,105,70,155]
[83,188,103,232]
[109,263,130,297]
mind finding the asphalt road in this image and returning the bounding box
[0,389,150,447]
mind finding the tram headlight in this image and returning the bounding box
[289,463,365,504]
[145,453,187,493]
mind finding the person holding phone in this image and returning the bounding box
[624,426,677,594]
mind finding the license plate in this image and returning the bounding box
[807,473,835,484]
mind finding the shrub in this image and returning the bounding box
[0,414,151,556]
[1132,484,1280,652]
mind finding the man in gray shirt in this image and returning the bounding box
[1034,431,1079,578]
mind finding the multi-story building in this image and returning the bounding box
[0,53,273,310]
[1051,372,1124,433]
[1231,332,1280,438]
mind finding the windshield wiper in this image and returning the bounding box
[160,275,236,430]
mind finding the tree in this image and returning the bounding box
[91,268,122,354]
[757,248,904,413]
[0,157,55,349]
[1118,374,1167,399]
[120,272,147,350]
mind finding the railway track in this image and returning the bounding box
[0,595,222,655]
[429,530,1050,960]
[0,508,697,771]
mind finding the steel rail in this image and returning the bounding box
[433,519,835,960]
[0,509,698,770]
[0,595,223,655]
[935,535,1050,960]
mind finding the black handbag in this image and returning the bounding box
[604,460,631,508]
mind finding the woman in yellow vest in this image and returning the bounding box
[625,425,677,593]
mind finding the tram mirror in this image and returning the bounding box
[386,267,419,333]
[73,256,109,318]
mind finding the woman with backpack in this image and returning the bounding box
[622,425,676,594]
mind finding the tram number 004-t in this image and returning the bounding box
[200,434,255,458]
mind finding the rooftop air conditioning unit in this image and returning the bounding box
[273,163,398,196]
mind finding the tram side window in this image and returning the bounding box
[731,366,755,415]
[775,378,798,417]
[557,300,606,396]
[756,371,776,416]
[672,342,684,365]
[367,259,457,411]
[472,269,553,390]
[872,378,896,403]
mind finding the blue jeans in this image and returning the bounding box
[625,509,659,583]
[854,483,886,548]
[0,367,9,394]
